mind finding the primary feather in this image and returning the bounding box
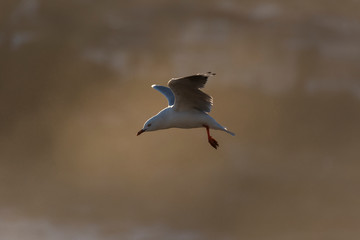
[168,72,215,112]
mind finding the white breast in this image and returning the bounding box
[166,108,213,129]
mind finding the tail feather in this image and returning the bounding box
[225,128,235,136]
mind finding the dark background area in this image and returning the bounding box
[1,0,360,239]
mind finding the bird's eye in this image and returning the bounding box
[147,123,152,127]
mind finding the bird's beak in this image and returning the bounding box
[137,129,146,136]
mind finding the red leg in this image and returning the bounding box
[203,125,219,149]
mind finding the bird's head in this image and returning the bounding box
[136,116,161,136]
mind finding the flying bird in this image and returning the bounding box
[137,72,235,149]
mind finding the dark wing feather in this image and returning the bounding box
[168,72,215,112]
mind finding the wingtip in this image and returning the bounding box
[199,72,216,77]
[151,84,157,88]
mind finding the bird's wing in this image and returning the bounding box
[152,85,175,106]
[168,72,215,112]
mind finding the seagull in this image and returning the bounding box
[137,72,235,149]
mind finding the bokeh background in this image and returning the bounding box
[1,0,360,239]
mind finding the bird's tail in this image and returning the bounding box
[224,128,235,136]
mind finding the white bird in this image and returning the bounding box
[137,72,235,149]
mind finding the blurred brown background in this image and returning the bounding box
[1,0,360,239]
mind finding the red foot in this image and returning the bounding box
[208,136,219,149]
[203,124,219,149]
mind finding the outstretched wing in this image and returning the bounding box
[168,72,215,112]
[152,85,175,106]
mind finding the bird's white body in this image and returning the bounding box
[145,106,234,135]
